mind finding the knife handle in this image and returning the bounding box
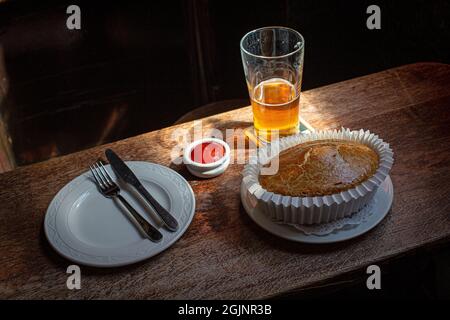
[117,194,163,242]
[136,185,179,232]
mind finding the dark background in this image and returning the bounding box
[0,0,449,167]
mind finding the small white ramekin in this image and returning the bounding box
[183,138,231,178]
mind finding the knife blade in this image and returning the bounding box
[105,149,179,232]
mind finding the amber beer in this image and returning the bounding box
[251,78,299,139]
[240,27,304,141]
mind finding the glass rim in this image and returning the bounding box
[240,26,305,60]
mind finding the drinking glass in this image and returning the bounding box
[240,27,304,141]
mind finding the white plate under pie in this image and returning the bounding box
[44,161,195,267]
[241,176,393,244]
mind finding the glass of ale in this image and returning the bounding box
[240,27,304,141]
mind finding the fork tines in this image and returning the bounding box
[90,161,114,189]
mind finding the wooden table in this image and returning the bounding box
[1,63,449,299]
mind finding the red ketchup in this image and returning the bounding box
[190,142,225,164]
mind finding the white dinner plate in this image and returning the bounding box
[44,161,195,267]
[241,176,393,244]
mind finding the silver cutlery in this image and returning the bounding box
[105,149,179,232]
[90,161,163,242]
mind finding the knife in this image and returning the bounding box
[105,149,179,232]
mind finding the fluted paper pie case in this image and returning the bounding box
[242,128,394,225]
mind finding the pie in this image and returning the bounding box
[259,140,379,197]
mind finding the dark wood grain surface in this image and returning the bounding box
[0,62,449,299]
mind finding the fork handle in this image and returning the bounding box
[116,194,163,242]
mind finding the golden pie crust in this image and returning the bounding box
[259,140,379,197]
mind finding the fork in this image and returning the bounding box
[90,161,163,242]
